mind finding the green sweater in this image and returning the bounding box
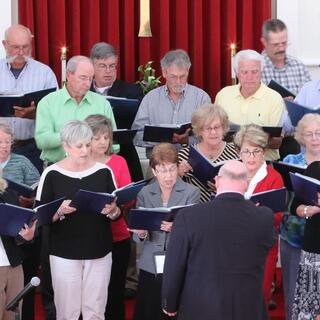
[35,86,119,163]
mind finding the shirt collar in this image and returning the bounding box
[244,161,267,198]
[61,85,93,105]
[235,83,265,100]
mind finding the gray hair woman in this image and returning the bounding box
[234,123,284,304]
[130,143,200,320]
[280,113,320,320]
[178,104,239,202]
[0,120,40,207]
[36,120,120,320]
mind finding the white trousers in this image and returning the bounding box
[50,253,112,320]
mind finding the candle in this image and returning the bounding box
[61,46,67,87]
[230,43,236,85]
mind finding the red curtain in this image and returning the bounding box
[18,0,271,98]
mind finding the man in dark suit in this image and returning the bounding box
[90,42,143,182]
[162,160,275,320]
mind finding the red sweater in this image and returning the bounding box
[107,154,131,242]
[253,165,284,228]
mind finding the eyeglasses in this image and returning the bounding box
[96,63,117,71]
[202,125,222,133]
[155,165,178,175]
[240,149,263,158]
[303,131,320,139]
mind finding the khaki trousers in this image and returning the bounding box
[0,265,24,320]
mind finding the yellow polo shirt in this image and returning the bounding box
[215,83,285,160]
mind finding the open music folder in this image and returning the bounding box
[285,100,320,127]
[188,145,224,185]
[70,179,150,212]
[249,187,287,212]
[128,204,195,231]
[267,80,296,98]
[0,87,56,117]
[289,172,320,205]
[142,122,192,143]
[272,161,306,191]
[0,197,65,237]
[106,96,140,128]
[6,179,39,198]
[227,123,282,137]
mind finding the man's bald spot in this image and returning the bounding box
[219,160,248,181]
[4,24,33,41]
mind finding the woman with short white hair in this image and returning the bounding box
[36,120,120,320]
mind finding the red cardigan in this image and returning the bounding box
[107,154,131,242]
[253,165,284,228]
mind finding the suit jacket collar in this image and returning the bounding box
[147,177,188,207]
[215,192,244,201]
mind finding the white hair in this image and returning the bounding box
[233,49,264,72]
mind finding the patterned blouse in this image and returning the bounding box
[178,142,239,202]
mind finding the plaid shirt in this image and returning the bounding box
[261,51,311,95]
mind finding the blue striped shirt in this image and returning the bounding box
[0,58,58,139]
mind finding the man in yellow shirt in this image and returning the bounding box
[215,49,285,160]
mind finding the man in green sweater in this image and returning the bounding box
[35,55,119,164]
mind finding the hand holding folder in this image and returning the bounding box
[128,204,195,231]
[0,197,65,237]
[143,123,192,143]
[70,179,150,213]
[0,87,56,117]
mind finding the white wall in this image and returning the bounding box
[0,0,18,58]
[277,0,320,79]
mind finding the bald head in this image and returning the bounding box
[3,24,33,68]
[215,160,248,194]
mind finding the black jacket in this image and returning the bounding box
[0,190,27,267]
[162,192,275,320]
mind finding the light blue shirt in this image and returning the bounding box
[295,80,320,109]
[132,84,211,148]
[0,58,58,139]
[282,80,320,135]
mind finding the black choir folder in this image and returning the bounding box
[267,80,296,98]
[249,187,287,212]
[272,161,305,191]
[106,96,140,128]
[228,123,282,137]
[0,87,56,117]
[6,179,39,198]
[128,204,195,231]
[188,145,224,185]
[70,179,150,212]
[0,197,65,237]
[113,129,138,144]
[143,123,192,143]
[285,100,320,127]
[289,172,320,205]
